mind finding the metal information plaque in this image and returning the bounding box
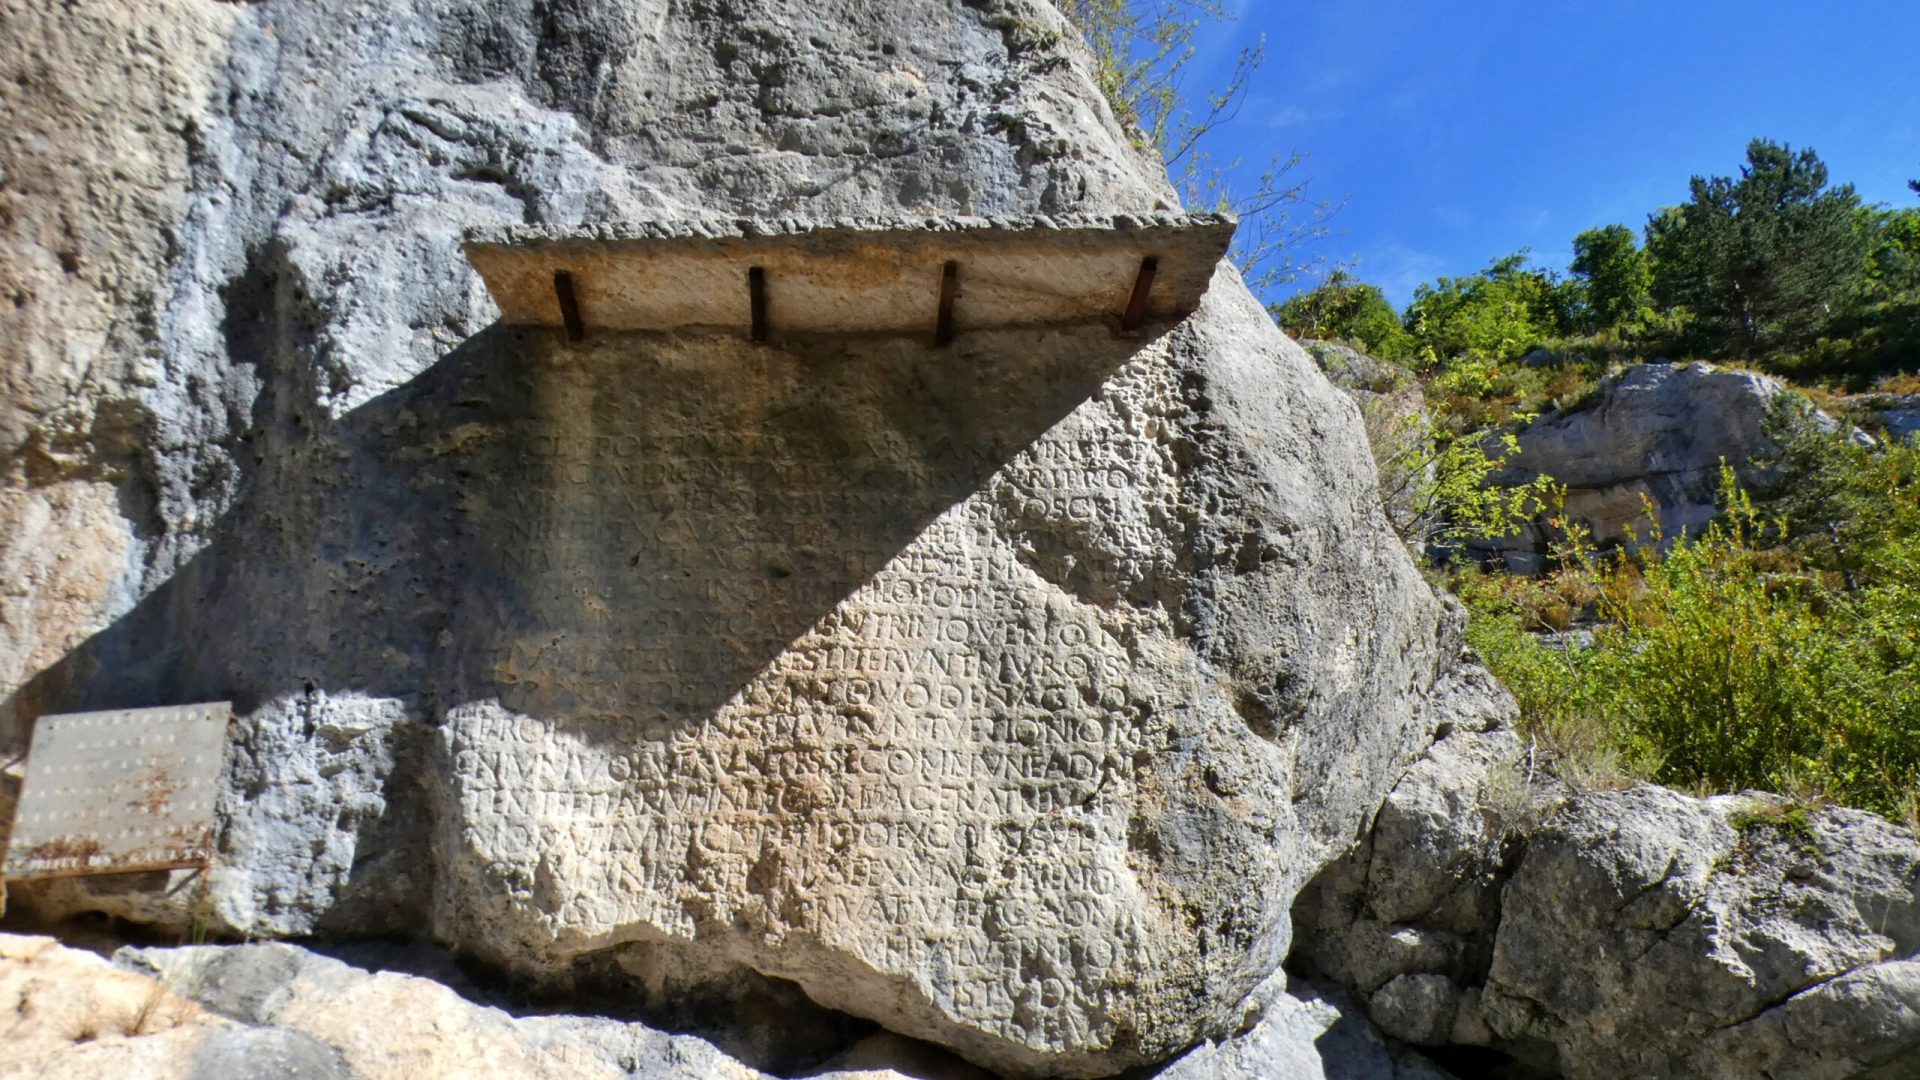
[2,703,231,880]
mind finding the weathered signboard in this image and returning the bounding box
[1,703,231,880]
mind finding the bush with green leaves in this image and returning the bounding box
[1273,270,1414,359]
[1569,224,1652,333]
[1864,205,1920,298]
[1459,443,1920,823]
[1404,252,1580,370]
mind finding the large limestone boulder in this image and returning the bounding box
[1483,787,1920,1079]
[1478,361,1814,567]
[0,932,891,1079]
[0,933,230,1080]
[1293,722,1920,1078]
[0,1,1456,1075]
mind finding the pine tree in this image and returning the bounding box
[1645,139,1867,355]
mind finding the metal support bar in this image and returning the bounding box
[1120,256,1158,332]
[553,270,586,343]
[934,261,959,347]
[749,266,769,342]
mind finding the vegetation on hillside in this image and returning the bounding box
[1278,141,1920,824]
[1458,436,1920,823]
[1279,139,1920,392]
[1059,0,1920,822]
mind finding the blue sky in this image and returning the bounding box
[1178,2,1920,307]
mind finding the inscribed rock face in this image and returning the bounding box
[422,304,1343,1076]
[1,2,1450,1075]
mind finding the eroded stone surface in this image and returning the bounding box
[2,1,1454,1075]
[0,933,909,1079]
[0,0,243,725]
[1474,361,1854,568]
[1300,340,1431,539]
[1154,975,1456,1080]
[1483,788,1920,1079]
[415,267,1443,1077]
[2,934,1462,1080]
[0,933,223,1080]
[1292,722,1920,1079]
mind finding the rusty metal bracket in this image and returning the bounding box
[749,266,769,342]
[934,260,959,347]
[1120,255,1159,333]
[553,270,586,343]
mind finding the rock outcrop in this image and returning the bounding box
[0,1,1461,1075]
[0,932,897,1080]
[11,3,1912,1078]
[1849,391,1920,444]
[1294,720,1920,1078]
[2,932,1452,1079]
[1477,362,1813,569]
[1302,340,1430,537]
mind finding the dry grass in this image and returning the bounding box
[1871,371,1920,396]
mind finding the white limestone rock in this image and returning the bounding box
[1481,787,1920,1078]
[1475,361,1826,566]
[1,1,1458,1075]
[1298,340,1431,539]
[1153,976,1456,1080]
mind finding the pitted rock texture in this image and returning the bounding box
[0,932,905,1079]
[1484,787,1920,1079]
[1299,340,1430,540]
[0,0,246,718]
[1,1,1455,1075]
[407,271,1447,1077]
[1293,721,1920,1079]
[1155,975,1456,1080]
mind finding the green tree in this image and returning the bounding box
[1404,251,1574,367]
[1862,205,1920,298]
[1645,139,1869,355]
[1569,224,1651,331]
[1273,271,1413,359]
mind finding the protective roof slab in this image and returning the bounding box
[3,703,231,880]
[462,213,1237,341]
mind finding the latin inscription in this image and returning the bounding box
[441,358,1201,1053]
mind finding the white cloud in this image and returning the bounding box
[1354,242,1449,307]
[1264,103,1310,130]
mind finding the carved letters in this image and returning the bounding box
[434,341,1223,1062]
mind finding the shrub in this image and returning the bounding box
[1405,252,1577,370]
[1275,271,1415,360]
[1460,452,1920,820]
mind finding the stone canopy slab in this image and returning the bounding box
[461,213,1236,340]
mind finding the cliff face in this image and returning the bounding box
[0,1,1472,1075]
